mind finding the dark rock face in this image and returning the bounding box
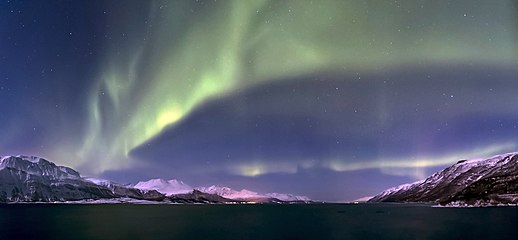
[369,153,518,206]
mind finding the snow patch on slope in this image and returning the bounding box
[84,177,119,187]
[375,179,425,199]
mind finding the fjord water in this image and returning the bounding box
[1,204,517,240]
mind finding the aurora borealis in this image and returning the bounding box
[1,0,517,201]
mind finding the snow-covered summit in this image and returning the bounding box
[0,155,80,180]
[265,193,310,202]
[196,185,310,202]
[133,178,193,195]
[196,185,265,200]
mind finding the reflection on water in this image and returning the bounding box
[0,204,517,240]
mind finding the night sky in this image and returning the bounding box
[1,0,517,201]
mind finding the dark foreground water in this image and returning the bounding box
[1,203,517,240]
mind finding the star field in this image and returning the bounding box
[0,0,517,201]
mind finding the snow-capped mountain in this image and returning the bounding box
[265,193,310,202]
[0,155,163,202]
[0,155,311,204]
[133,179,193,195]
[369,152,518,206]
[196,185,310,202]
[196,185,266,200]
[0,155,80,180]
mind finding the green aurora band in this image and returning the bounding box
[74,0,516,174]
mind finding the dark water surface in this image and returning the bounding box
[1,203,517,240]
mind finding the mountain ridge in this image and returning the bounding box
[0,155,310,204]
[369,152,518,206]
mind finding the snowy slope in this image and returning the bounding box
[84,177,118,187]
[370,152,518,205]
[371,180,425,201]
[196,185,265,200]
[265,193,310,202]
[0,155,80,180]
[133,179,193,195]
[196,185,310,202]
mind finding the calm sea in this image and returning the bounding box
[0,203,517,240]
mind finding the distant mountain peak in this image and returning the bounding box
[196,185,264,200]
[133,178,193,195]
[196,185,310,202]
[265,193,310,202]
